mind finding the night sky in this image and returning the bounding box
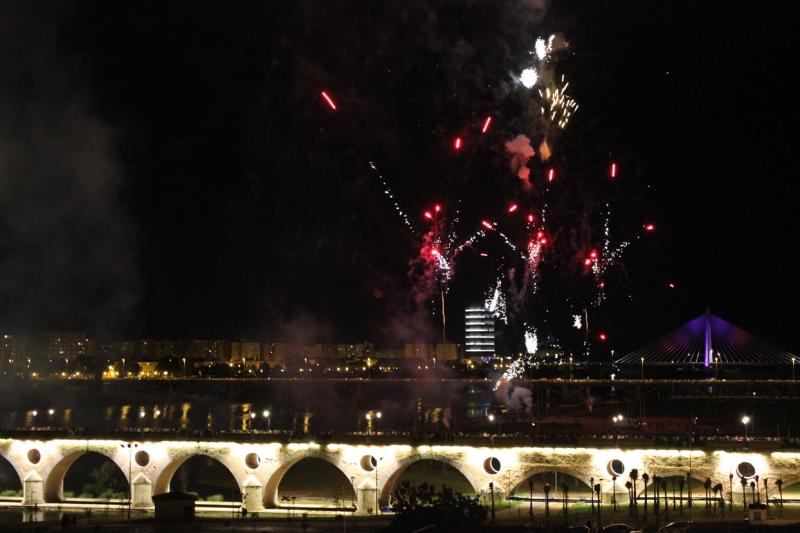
[1,1,798,354]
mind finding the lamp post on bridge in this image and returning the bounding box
[120,442,138,524]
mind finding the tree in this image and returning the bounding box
[83,463,126,499]
[629,469,639,512]
[642,473,649,514]
[388,482,487,532]
[740,476,747,508]
[703,478,711,511]
[776,479,784,509]
[678,477,685,513]
[562,483,569,515]
[543,482,550,518]
[625,480,633,516]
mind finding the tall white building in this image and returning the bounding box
[464,305,495,357]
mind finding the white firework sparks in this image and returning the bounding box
[486,277,507,324]
[524,326,538,354]
[573,314,583,330]
[520,67,538,89]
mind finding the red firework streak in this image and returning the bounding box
[454,137,463,150]
[481,220,493,230]
[644,223,656,232]
[481,116,492,133]
[610,162,617,178]
[547,168,555,182]
[320,91,337,110]
[598,332,608,342]
[508,204,518,213]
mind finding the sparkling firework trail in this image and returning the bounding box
[481,116,493,133]
[592,203,630,304]
[368,160,418,236]
[320,91,337,110]
[538,75,578,129]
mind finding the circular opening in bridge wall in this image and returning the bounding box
[607,459,625,477]
[737,461,756,479]
[245,453,261,469]
[361,455,378,471]
[27,449,41,465]
[484,457,501,475]
[134,451,150,467]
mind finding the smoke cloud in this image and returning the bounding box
[505,134,536,188]
[0,4,139,336]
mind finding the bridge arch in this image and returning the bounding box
[153,452,243,500]
[380,456,479,507]
[0,452,23,498]
[265,453,354,508]
[43,450,128,502]
[510,467,593,499]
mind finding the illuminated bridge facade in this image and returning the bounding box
[4,436,800,513]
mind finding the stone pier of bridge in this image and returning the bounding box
[3,437,800,514]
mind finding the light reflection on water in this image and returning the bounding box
[3,402,269,432]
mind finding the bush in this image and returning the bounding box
[63,490,76,499]
[206,494,225,502]
[0,489,22,497]
[79,492,94,499]
[388,482,487,532]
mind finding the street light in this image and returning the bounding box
[262,409,271,432]
[742,415,751,441]
[715,356,719,380]
[569,356,573,380]
[182,357,187,378]
[374,456,384,515]
[793,357,796,381]
[48,408,55,415]
[640,357,644,380]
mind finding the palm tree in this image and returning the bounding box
[611,475,617,511]
[652,475,660,517]
[750,481,756,505]
[630,469,639,512]
[642,473,649,514]
[590,477,595,512]
[528,480,534,518]
[595,483,602,525]
[740,476,747,509]
[686,472,693,510]
[625,481,633,516]
[543,482,551,518]
[776,479,784,510]
[729,473,734,510]
[671,478,677,511]
[679,477,685,513]
[704,478,712,511]
[763,478,769,508]
[715,483,725,516]
[562,483,569,515]
[755,475,760,503]
[662,478,669,518]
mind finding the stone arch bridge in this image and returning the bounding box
[3,436,799,514]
